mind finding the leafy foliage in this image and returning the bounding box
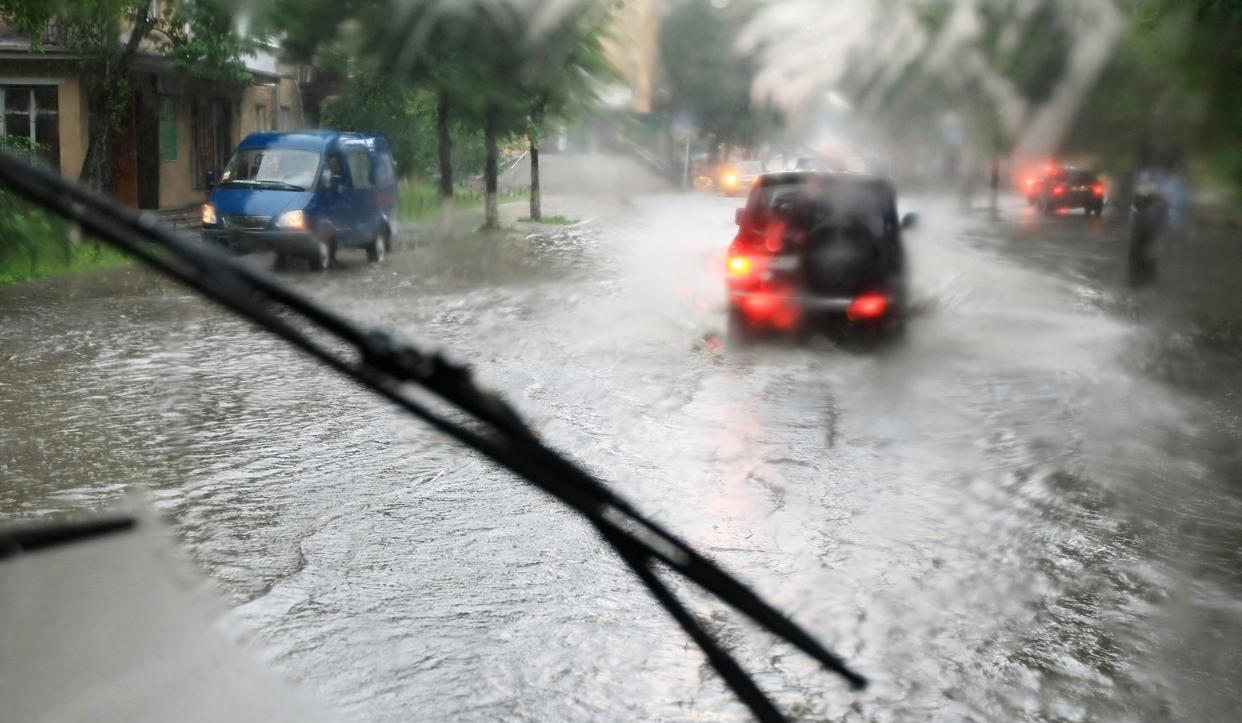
[658,0,776,156]
[0,134,87,284]
[158,0,254,86]
[321,75,486,179]
[273,0,614,224]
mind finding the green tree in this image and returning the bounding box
[273,0,616,225]
[658,0,775,162]
[513,5,614,221]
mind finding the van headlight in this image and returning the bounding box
[274,210,306,230]
[201,203,217,226]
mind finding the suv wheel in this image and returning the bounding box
[726,306,756,347]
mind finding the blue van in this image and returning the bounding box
[201,131,397,271]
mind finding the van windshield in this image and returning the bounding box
[220,148,321,191]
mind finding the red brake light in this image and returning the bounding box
[1052,184,1066,196]
[1092,183,1105,195]
[727,254,754,278]
[846,292,888,321]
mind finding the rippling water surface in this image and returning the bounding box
[2,194,1240,721]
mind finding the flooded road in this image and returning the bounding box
[2,192,1241,721]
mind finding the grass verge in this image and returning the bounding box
[399,178,530,222]
[0,240,131,286]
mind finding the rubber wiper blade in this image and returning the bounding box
[0,149,867,721]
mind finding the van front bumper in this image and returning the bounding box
[202,228,316,255]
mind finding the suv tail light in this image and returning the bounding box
[846,292,889,321]
[1052,184,1066,196]
[1092,183,1105,196]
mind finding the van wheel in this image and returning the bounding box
[366,228,387,263]
[308,239,331,272]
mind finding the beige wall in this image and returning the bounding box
[602,0,663,113]
[234,75,306,143]
[57,75,87,181]
[158,93,205,208]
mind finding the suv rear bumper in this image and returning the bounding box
[202,228,315,255]
[729,290,853,311]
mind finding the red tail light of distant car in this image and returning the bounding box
[1052,184,1066,196]
[1092,183,1105,196]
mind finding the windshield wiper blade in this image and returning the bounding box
[0,150,867,721]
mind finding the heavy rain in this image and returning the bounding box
[1,1,1240,721]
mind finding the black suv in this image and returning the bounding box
[1035,166,1105,216]
[725,172,913,340]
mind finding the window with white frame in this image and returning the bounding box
[0,85,60,166]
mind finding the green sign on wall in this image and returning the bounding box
[158,97,177,162]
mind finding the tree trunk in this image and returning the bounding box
[78,10,155,191]
[528,131,541,222]
[483,106,499,229]
[79,88,115,192]
[436,91,453,201]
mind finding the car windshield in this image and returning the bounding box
[221,147,321,190]
[3,2,1241,722]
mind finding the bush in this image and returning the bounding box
[0,134,129,285]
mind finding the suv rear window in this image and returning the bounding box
[746,177,894,238]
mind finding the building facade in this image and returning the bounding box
[600,0,664,114]
[0,23,310,211]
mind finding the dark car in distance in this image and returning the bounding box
[1035,166,1105,216]
[725,172,914,341]
[720,160,766,197]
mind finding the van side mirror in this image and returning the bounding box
[900,212,919,230]
[204,171,216,190]
[735,208,744,225]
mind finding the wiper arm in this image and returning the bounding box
[0,150,867,721]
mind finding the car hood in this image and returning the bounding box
[209,187,314,218]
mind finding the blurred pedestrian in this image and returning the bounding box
[1128,171,1167,285]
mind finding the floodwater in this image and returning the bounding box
[2,190,1240,721]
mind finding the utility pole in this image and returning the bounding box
[683,135,691,189]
